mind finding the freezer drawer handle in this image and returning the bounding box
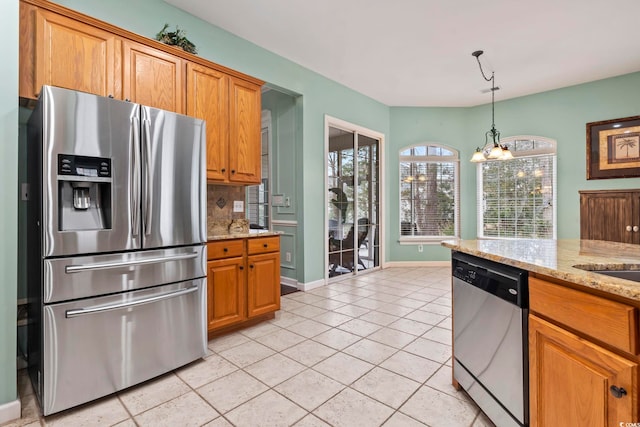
[65,285,199,318]
[65,252,199,273]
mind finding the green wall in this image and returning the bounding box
[1,0,18,409]
[388,107,471,262]
[262,89,301,282]
[388,72,640,262]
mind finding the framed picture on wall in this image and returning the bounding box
[587,115,640,179]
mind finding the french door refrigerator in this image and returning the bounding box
[26,85,207,415]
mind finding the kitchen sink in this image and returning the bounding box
[573,264,640,282]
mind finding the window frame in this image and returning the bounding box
[398,143,460,245]
[476,135,557,240]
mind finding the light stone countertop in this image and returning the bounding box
[441,239,640,302]
[207,230,282,241]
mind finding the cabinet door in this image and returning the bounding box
[186,63,229,181]
[31,8,120,99]
[247,252,280,317]
[529,315,637,427]
[123,40,184,113]
[580,192,635,243]
[228,76,262,184]
[207,257,246,331]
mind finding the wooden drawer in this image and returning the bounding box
[247,236,280,255]
[207,239,244,260]
[530,277,638,354]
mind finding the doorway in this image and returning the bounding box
[326,117,382,279]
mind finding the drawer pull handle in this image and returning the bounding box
[610,385,627,398]
[66,252,198,273]
[65,286,198,318]
[223,248,228,252]
[263,244,268,248]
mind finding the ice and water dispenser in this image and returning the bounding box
[58,154,113,231]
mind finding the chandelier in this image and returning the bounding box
[470,50,513,162]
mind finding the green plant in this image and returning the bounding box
[155,23,197,54]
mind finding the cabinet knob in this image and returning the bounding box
[239,265,244,270]
[627,225,633,232]
[108,94,114,98]
[125,98,130,102]
[231,169,236,174]
[223,248,228,252]
[610,385,627,398]
[263,243,268,248]
[250,264,254,269]
[221,168,226,173]
[634,226,639,232]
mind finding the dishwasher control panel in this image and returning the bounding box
[452,252,528,308]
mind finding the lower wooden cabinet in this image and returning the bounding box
[206,236,280,335]
[529,314,637,426]
[247,252,281,317]
[206,256,245,331]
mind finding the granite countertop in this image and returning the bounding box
[441,239,640,302]
[207,230,282,241]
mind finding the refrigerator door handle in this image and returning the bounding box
[142,116,152,236]
[131,116,141,237]
[64,252,199,273]
[65,285,199,318]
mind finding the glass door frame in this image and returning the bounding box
[325,115,385,281]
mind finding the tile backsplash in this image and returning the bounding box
[207,184,247,235]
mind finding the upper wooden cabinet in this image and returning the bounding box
[20,4,121,99]
[228,77,262,184]
[186,63,229,181]
[580,189,640,244]
[186,64,261,184]
[123,40,184,114]
[19,1,264,179]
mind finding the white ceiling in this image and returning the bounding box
[167,0,640,107]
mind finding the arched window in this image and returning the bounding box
[399,143,460,242]
[477,136,557,239]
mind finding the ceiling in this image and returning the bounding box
[167,0,640,107]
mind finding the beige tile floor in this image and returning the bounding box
[4,267,496,427]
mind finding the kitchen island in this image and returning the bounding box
[442,238,640,426]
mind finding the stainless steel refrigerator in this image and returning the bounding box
[26,85,208,415]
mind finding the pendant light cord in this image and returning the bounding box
[472,50,499,144]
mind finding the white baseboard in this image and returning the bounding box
[280,276,299,289]
[280,276,326,292]
[298,278,325,292]
[0,398,21,425]
[384,261,451,268]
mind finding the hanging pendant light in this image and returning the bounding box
[469,50,513,162]
[470,147,486,163]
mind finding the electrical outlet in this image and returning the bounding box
[418,244,424,253]
[285,252,292,262]
[233,200,244,212]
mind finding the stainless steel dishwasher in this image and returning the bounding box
[452,251,529,427]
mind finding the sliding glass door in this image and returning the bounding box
[327,123,380,278]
